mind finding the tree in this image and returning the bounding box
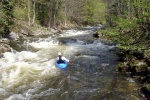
[27,0,31,25]
[0,0,14,37]
[104,0,150,51]
[32,0,36,25]
[0,0,107,31]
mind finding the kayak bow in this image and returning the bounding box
[56,61,68,69]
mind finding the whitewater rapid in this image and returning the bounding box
[0,27,145,100]
[0,29,92,99]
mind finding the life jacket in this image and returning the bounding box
[58,55,65,63]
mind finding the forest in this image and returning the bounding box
[0,0,105,37]
[0,0,150,98]
[104,0,150,51]
[0,0,149,51]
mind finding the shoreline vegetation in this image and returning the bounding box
[98,28,150,99]
[101,0,150,99]
[115,47,150,99]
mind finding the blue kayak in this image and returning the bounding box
[56,61,68,69]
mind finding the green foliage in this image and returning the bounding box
[116,18,138,29]
[0,0,107,35]
[14,6,28,20]
[92,1,106,24]
[82,0,106,25]
[84,0,94,24]
[0,1,14,37]
[104,0,150,52]
[36,4,49,26]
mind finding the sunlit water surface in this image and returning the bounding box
[0,27,146,100]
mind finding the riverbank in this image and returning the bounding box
[0,20,60,54]
[0,20,96,54]
[115,48,150,99]
[109,43,149,99]
[99,25,150,99]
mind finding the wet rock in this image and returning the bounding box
[116,49,145,61]
[136,62,148,72]
[0,38,9,44]
[0,43,12,53]
[93,32,99,38]
[86,40,94,44]
[128,60,148,72]
[8,32,19,40]
[116,48,150,100]
[58,38,77,44]
[21,29,28,36]
[0,53,3,58]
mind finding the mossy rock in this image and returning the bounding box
[116,62,129,72]
[130,60,148,72]
[128,60,140,67]
[136,63,148,72]
[144,84,150,91]
[129,60,148,71]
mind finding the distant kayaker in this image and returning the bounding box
[56,52,72,64]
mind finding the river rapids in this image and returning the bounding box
[0,27,146,100]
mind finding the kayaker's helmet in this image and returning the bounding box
[58,52,62,55]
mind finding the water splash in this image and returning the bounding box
[0,49,60,99]
[60,29,93,37]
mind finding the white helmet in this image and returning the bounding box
[58,52,61,55]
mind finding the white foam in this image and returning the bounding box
[29,40,59,49]
[60,30,92,37]
[0,50,60,92]
[5,94,27,100]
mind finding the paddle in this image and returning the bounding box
[69,60,73,64]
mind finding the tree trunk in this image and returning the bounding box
[28,0,31,26]
[53,0,58,27]
[48,2,51,29]
[64,5,67,27]
[32,0,35,25]
[117,0,121,15]
[127,0,131,19]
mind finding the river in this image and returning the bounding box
[0,27,146,100]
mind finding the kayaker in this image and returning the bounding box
[56,52,72,64]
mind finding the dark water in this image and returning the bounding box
[0,27,146,100]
